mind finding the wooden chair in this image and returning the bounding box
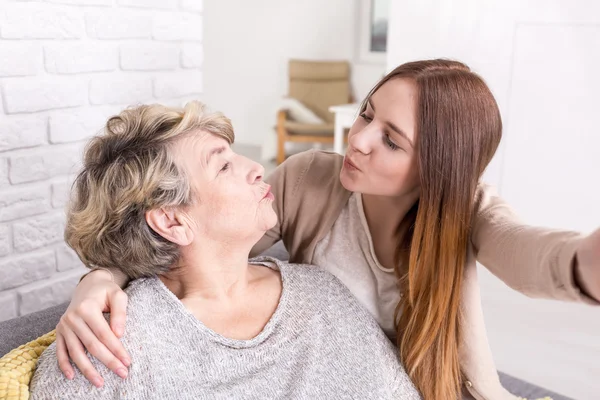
[276,60,351,165]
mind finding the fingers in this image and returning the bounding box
[61,322,105,388]
[66,313,129,380]
[108,290,128,339]
[55,331,74,380]
[86,305,131,368]
[55,270,132,386]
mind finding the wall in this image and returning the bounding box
[387,0,600,398]
[202,0,385,157]
[0,0,203,322]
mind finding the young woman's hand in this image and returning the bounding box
[576,227,600,302]
[56,269,130,387]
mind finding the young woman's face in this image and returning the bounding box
[340,78,420,199]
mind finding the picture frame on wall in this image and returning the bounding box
[358,0,390,64]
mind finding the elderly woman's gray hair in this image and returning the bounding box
[65,101,234,278]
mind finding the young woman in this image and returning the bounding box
[54,60,600,400]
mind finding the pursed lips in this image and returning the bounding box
[260,184,272,200]
[344,156,361,171]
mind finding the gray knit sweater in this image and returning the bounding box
[30,257,420,400]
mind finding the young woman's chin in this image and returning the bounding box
[339,169,359,193]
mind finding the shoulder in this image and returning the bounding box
[275,259,374,318]
[266,150,346,197]
[281,260,340,287]
[471,182,527,253]
[124,276,160,300]
[254,257,347,295]
[278,261,399,354]
[30,281,162,400]
[472,183,522,229]
[30,342,120,400]
[253,258,398,352]
[474,183,507,215]
[293,150,345,192]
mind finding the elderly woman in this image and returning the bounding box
[29,102,419,400]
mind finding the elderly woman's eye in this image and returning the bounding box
[220,162,230,172]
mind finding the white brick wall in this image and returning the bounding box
[181,43,204,68]
[118,0,176,10]
[0,157,9,188]
[86,13,152,39]
[0,292,18,322]
[1,4,85,40]
[49,108,111,144]
[0,250,56,291]
[3,77,88,113]
[0,225,11,257]
[9,143,84,184]
[0,116,47,152]
[0,185,52,222]
[0,43,42,77]
[0,0,203,321]
[45,43,119,74]
[153,13,203,41]
[154,70,203,98]
[120,43,180,71]
[180,0,203,13]
[89,75,154,105]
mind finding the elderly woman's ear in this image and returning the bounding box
[146,208,195,246]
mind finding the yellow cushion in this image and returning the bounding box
[520,398,553,400]
[0,330,56,400]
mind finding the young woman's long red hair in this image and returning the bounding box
[360,60,502,399]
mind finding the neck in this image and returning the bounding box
[159,238,255,301]
[361,191,419,238]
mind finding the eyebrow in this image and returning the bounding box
[368,99,414,148]
[206,146,226,166]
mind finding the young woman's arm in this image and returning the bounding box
[472,184,599,303]
[573,227,600,300]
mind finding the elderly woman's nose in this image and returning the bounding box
[247,160,264,184]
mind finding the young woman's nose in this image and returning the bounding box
[348,125,375,155]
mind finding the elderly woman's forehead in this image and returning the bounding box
[172,131,229,166]
[184,128,210,141]
[187,129,229,144]
[177,130,226,149]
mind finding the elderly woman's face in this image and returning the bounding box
[175,130,276,242]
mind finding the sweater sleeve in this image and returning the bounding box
[471,184,598,304]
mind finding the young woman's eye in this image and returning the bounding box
[384,134,400,151]
[220,162,230,172]
[359,113,373,122]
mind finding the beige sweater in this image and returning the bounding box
[250,150,597,400]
